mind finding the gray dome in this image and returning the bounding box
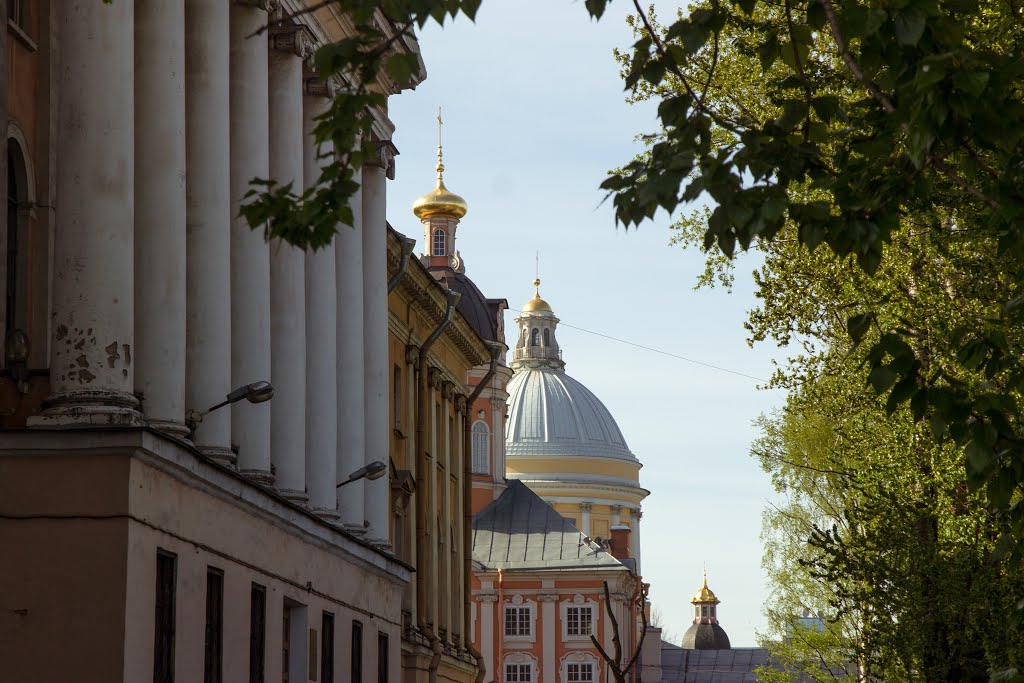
[681,623,732,650]
[505,367,637,462]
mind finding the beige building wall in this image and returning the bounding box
[1,431,410,683]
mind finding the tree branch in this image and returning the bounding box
[817,0,896,114]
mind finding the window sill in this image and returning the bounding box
[8,19,37,52]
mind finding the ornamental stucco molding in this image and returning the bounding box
[476,593,498,603]
[270,24,315,59]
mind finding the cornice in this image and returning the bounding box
[387,229,488,368]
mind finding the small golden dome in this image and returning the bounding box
[412,177,468,220]
[412,142,468,220]
[691,574,720,604]
[522,278,552,313]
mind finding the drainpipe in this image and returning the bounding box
[462,342,503,683]
[416,290,460,683]
[387,237,416,293]
[496,567,505,679]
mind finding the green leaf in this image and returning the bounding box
[869,365,897,394]
[734,0,758,15]
[893,9,926,46]
[847,313,872,344]
[584,0,608,19]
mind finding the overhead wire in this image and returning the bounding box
[506,307,771,384]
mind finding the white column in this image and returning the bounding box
[362,153,392,545]
[580,502,592,537]
[134,0,187,436]
[480,595,496,680]
[229,1,272,482]
[268,27,312,503]
[541,595,556,683]
[336,168,365,530]
[184,0,234,462]
[303,75,339,517]
[33,1,141,426]
[611,504,622,526]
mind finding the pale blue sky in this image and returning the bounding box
[387,0,786,647]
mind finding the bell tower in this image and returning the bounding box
[511,278,564,371]
[412,108,468,271]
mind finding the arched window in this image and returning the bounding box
[431,228,446,256]
[543,328,550,347]
[471,420,490,474]
[530,328,539,347]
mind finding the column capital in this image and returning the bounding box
[579,502,593,512]
[536,593,560,603]
[428,366,443,391]
[270,24,315,59]
[632,507,643,519]
[454,394,467,412]
[441,380,455,401]
[366,138,399,180]
[476,593,498,603]
[405,344,420,368]
[304,71,343,98]
[610,504,623,513]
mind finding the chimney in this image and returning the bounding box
[609,524,632,561]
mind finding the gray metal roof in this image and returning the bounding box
[659,643,836,682]
[659,646,768,682]
[472,481,626,571]
[505,367,638,462]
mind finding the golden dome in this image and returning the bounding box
[522,278,552,313]
[412,143,467,220]
[691,574,720,604]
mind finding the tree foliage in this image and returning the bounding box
[603,0,1024,549]
[610,2,1024,677]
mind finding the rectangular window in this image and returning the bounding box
[204,568,224,683]
[504,606,531,637]
[505,663,532,681]
[250,584,267,683]
[566,606,594,636]
[567,663,594,682]
[321,613,335,683]
[377,632,389,683]
[154,550,177,683]
[282,607,291,682]
[393,367,402,430]
[351,620,363,682]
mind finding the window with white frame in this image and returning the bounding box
[432,228,446,255]
[565,605,594,636]
[505,663,532,682]
[504,605,531,637]
[471,420,490,474]
[566,662,594,682]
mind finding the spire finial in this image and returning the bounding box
[532,277,541,298]
[703,563,708,586]
[436,106,445,181]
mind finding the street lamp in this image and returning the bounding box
[186,381,274,439]
[337,460,387,488]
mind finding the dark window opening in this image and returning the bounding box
[154,550,177,683]
[543,328,550,347]
[393,366,402,430]
[530,328,539,347]
[250,584,267,683]
[321,612,335,683]
[204,568,224,683]
[351,620,363,682]
[377,632,389,683]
